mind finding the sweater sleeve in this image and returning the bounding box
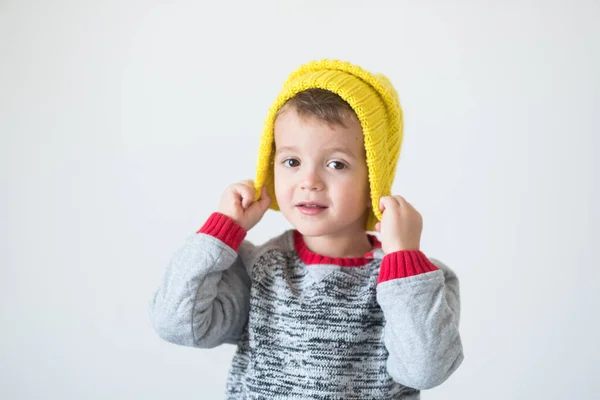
[149,213,253,348]
[376,252,464,390]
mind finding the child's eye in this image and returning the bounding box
[283,158,300,168]
[327,161,347,170]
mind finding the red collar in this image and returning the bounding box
[293,230,381,267]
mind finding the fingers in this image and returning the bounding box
[391,195,409,206]
[393,196,418,214]
[253,185,272,212]
[232,181,256,209]
[380,195,412,211]
[231,181,272,214]
[379,196,400,212]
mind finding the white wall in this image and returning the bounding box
[2,0,598,399]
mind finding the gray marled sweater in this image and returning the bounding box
[150,213,463,399]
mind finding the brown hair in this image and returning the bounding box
[275,88,359,128]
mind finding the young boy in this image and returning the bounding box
[150,60,464,399]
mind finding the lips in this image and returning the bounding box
[296,202,328,208]
[296,201,328,215]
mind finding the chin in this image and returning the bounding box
[287,217,332,237]
[294,226,327,237]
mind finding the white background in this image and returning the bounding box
[1,0,599,399]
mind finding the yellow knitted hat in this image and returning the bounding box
[254,59,403,231]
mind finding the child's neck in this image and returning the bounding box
[301,231,372,259]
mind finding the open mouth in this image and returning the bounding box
[296,202,328,215]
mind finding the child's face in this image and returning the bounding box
[273,107,370,237]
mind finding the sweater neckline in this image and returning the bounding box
[293,230,382,267]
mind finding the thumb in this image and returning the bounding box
[249,186,271,213]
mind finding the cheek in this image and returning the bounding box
[274,170,291,205]
[362,180,371,207]
[358,171,371,204]
[340,175,370,209]
[333,178,366,202]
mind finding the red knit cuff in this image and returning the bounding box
[197,212,247,251]
[377,250,439,284]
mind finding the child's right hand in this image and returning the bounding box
[218,180,272,231]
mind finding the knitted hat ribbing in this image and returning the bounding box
[254,60,403,231]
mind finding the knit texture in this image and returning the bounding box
[254,60,403,231]
[149,215,464,399]
[224,241,419,399]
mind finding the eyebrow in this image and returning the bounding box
[275,146,357,159]
[274,146,297,156]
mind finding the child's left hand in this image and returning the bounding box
[375,196,423,254]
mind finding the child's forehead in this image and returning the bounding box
[275,129,361,146]
[273,117,365,160]
[273,109,363,145]
[274,130,364,159]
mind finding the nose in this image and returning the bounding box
[299,167,324,191]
